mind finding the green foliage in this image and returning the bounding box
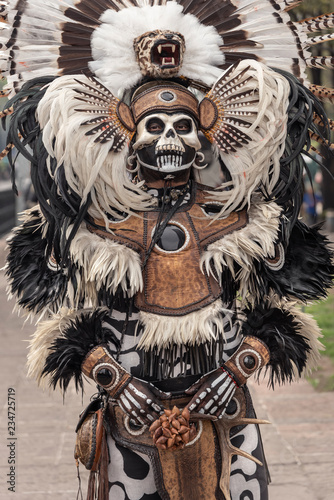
[305,291,334,391]
[292,0,333,20]
[306,292,334,358]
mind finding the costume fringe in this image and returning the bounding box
[138,299,232,350]
[87,431,109,500]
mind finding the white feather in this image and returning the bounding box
[36,75,155,221]
[90,3,225,94]
[204,60,290,218]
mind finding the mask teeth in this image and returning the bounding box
[156,152,184,169]
[177,152,182,168]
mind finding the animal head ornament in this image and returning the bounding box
[133,29,186,78]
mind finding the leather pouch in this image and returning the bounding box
[74,399,105,471]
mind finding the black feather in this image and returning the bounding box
[3,76,92,266]
[268,69,331,230]
[255,221,334,302]
[42,309,120,393]
[241,305,311,388]
[5,210,67,313]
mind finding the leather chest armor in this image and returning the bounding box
[88,184,248,316]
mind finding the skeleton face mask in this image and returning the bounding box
[132,112,201,173]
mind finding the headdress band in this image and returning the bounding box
[130,83,199,124]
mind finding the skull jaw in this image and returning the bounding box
[136,145,196,175]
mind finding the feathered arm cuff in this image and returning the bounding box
[28,308,119,393]
[260,220,334,302]
[5,208,67,316]
[240,301,324,388]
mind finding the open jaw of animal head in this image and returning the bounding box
[134,30,185,78]
[133,112,201,173]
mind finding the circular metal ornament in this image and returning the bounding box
[158,90,177,103]
[153,220,190,253]
[93,362,119,391]
[235,349,262,378]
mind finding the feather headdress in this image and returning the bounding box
[0,0,333,97]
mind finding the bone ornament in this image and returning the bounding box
[185,336,270,419]
[82,345,167,426]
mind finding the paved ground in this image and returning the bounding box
[0,234,333,500]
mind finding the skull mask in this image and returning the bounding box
[133,112,201,173]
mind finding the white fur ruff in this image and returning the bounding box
[90,3,225,95]
[138,299,234,350]
[68,224,143,305]
[290,306,324,376]
[201,195,282,304]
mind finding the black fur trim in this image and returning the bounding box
[42,309,120,393]
[257,221,334,302]
[241,305,310,388]
[6,210,67,313]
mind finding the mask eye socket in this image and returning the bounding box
[174,118,192,134]
[146,118,165,134]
